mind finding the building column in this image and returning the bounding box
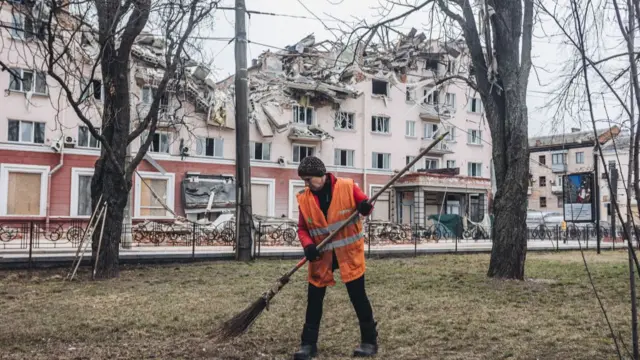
[414,188,425,227]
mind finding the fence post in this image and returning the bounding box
[28,221,34,270]
[191,223,196,260]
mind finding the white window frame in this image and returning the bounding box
[425,158,439,170]
[251,177,276,217]
[9,68,47,95]
[468,97,483,113]
[371,116,390,134]
[445,126,456,142]
[134,171,175,219]
[406,156,417,171]
[8,119,45,144]
[0,163,49,216]
[80,78,104,102]
[143,131,171,154]
[10,12,37,40]
[446,160,456,168]
[334,149,355,167]
[292,144,315,163]
[250,141,271,161]
[288,179,306,219]
[468,129,482,145]
[292,105,315,125]
[424,89,439,105]
[335,111,355,130]
[405,120,416,137]
[445,93,456,108]
[424,122,438,139]
[575,151,585,164]
[142,86,154,104]
[200,137,224,158]
[70,167,94,217]
[468,162,482,177]
[372,152,391,170]
[77,126,101,149]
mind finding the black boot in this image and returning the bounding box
[293,323,319,360]
[353,321,378,357]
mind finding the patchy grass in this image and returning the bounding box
[0,251,637,359]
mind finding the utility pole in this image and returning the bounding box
[234,0,253,261]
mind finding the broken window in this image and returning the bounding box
[80,79,103,101]
[372,152,390,169]
[539,155,546,165]
[447,60,456,73]
[335,112,355,130]
[425,158,439,170]
[539,176,546,187]
[8,120,45,144]
[10,12,41,40]
[371,116,390,134]
[468,97,483,113]
[447,160,456,168]
[293,144,314,163]
[334,149,354,167]
[205,137,224,157]
[425,59,439,71]
[143,131,170,153]
[406,89,413,101]
[540,197,547,208]
[9,68,47,94]
[250,141,271,161]
[6,171,42,215]
[293,105,314,125]
[139,178,168,217]
[468,129,482,145]
[424,123,438,139]
[468,162,482,177]
[405,121,416,137]
[142,86,154,104]
[424,89,439,104]
[78,126,101,148]
[372,79,388,96]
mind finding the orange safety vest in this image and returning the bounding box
[296,177,366,288]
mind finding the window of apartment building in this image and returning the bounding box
[468,162,482,177]
[446,126,456,141]
[293,144,314,163]
[557,197,563,208]
[424,123,438,139]
[540,196,547,208]
[78,126,101,148]
[142,86,154,104]
[201,137,223,157]
[538,155,546,165]
[447,160,456,168]
[8,120,45,144]
[293,105,314,125]
[334,149,355,167]
[372,79,388,96]
[335,111,354,130]
[468,129,482,145]
[9,68,47,94]
[552,153,567,164]
[424,89,439,104]
[0,164,48,216]
[406,156,417,171]
[11,12,43,40]
[424,59,439,71]
[250,141,271,161]
[405,89,413,102]
[445,93,456,107]
[425,158,439,169]
[468,97,483,113]
[447,60,456,74]
[143,131,170,154]
[576,151,585,164]
[539,176,546,187]
[71,168,94,217]
[372,152,391,169]
[80,78,103,101]
[134,172,175,218]
[371,116,390,133]
[405,120,416,137]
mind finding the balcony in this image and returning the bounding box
[287,125,332,142]
[419,104,454,121]
[420,138,454,155]
[551,184,563,194]
[551,163,568,173]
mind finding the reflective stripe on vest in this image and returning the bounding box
[320,231,365,252]
[308,214,359,237]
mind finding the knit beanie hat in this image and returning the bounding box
[298,156,326,177]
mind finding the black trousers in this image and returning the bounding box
[304,257,374,327]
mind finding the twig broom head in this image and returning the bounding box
[212,275,289,341]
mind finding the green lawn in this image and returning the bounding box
[0,251,637,359]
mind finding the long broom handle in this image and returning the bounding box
[282,131,450,279]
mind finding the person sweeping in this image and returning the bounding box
[293,156,378,359]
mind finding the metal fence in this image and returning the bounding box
[0,218,632,267]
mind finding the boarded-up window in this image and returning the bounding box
[7,172,41,215]
[251,183,269,216]
[140,178,168,216]
[370,186,390,221]
[291,184,306,220]
[77,175,92,216]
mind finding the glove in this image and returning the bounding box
[357,200,373,215]
[303,244,321,262]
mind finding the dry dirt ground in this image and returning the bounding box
[0,251,638,359]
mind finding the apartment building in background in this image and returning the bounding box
[0,1,492,227]
[527,127,619,213]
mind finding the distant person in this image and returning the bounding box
[293,156,378,359]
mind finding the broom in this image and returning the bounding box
[214,132,450,341]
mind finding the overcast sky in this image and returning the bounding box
[203,0,623,138]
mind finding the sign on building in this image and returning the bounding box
[562,172,595,223]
